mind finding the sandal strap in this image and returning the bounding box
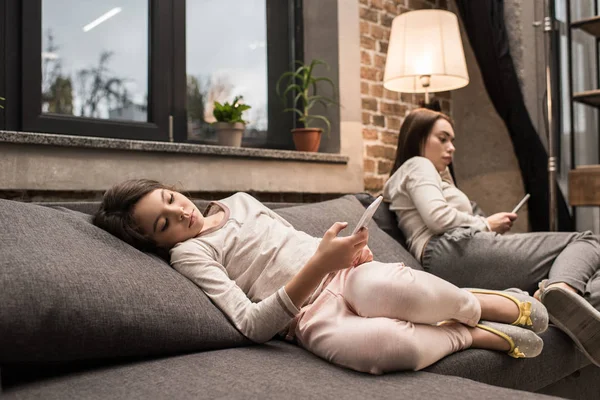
[468,289,533,327]
[476,323,523,358]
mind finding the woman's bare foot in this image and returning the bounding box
[474,293,520,324]
[534,282,577,301]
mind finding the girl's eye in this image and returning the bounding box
[169,193,174,204]
[162,219,169,232]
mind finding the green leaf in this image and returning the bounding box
[282,84,305,101]
[313,76,336,93]
[276,71,300,97]
[305,115,331,136]
[305,95,334,113]
[212,96,251,123]
[276,59,338,133]
[283,107,305,118]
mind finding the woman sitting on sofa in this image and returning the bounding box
[383,107,600,367]
[94,179,548,375]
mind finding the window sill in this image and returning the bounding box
[0,130,348,165]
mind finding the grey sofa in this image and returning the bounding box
[0,194,598,399]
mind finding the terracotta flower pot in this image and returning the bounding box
[213,122,245,147]
[291,128,322,152]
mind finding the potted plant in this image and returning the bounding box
[212,96,251,147]
[276,59,337,152]
[0,96,5,109]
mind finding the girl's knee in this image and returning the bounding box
[336,325,424,374]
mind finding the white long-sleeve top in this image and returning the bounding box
[383,156,490,260]
[169,192,321,343]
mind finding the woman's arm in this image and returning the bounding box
[470,201,487,218]
[404,157,489,234]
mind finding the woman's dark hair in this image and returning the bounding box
[389,108,453,177]
[93,179,173,255]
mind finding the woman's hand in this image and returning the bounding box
[311,222,369,275]
[486,212,518,234]
[352,244,373,267]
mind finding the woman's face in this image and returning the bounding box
[132,189,204,249]
[422,119,456,172]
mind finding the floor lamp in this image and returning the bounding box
[383,10,470,110]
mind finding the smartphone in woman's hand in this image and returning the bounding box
[511,194,531,214]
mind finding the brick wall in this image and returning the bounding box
[359,0,452,195]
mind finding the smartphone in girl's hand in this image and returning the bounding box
[352,196,383,235]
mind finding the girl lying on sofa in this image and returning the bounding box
[93,179,548,374]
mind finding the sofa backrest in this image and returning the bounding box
[1,193,417,368]
[34,200,296,216]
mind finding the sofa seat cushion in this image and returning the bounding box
[1,341,556,400]
[0,199,248,364]
[425,326,591,391]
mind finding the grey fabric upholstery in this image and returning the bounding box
[1,194,418,365]
[537,364,600,399]
[275,195,422,269]
[0,198,247,364]
[425,326,590,391]
[37,200,295,217]
[1,341,557,400]
[4,195,599,399]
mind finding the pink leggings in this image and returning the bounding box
[293,262,481,375]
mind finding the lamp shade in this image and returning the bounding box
[383,10,469,93]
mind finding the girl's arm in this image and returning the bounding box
[172,241,300,344]
[171,225,368,343]
[404,157,489,234]
[285,222,368,306]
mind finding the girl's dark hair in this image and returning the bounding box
[389,108,453,177]
[93,179,172,255]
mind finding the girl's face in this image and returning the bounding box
[422,119,456,172]
[132,189,204,249]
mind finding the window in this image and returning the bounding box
[42,1,149,122]
[21,0,171,141]
[178,0,297,149]
[186,0,268,146]
[9,0,298,148]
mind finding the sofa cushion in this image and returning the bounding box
[274,195,422,269]
[0,199,248,364]
[1,341,557,400]
[424,326,591,392]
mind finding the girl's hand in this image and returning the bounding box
[352,244,373,267]
[312,222,369,275]
[486,212,518,234]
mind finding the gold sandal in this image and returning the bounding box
[477,321,544,358]
[468,288,548,333]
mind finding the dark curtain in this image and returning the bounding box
[455,0,573,231]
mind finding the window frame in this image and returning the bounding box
[4,0,305,149]
[172,0,299,149]
[20,0,173,141]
